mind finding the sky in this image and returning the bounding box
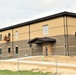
[0,0,76,28]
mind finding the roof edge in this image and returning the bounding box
[0,11,76,32]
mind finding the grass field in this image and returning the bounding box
[0,70,51,75]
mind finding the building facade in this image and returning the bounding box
[0,11,76,59]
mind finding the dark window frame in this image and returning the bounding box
[16,47,18,54]
[0,48,2,54]
[8,33,10,37]
[8,48,11,53]
[0,35,2,41]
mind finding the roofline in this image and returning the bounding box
[0,11,76,32]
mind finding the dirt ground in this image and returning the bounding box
[0,62,76,75]
[0,56,76,75]
[23,56,76,64]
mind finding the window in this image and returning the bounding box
[16,47,18,54]
[0,35,2,41]
[8,48,11,53]
[75,32,76,36]
[43,25,48,35]
[15,31,18,40]
[0,48,2,54]
[8,33,10,37]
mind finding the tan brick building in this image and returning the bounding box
[0,11,76,59]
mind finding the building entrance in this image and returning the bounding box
[42,43,52,56]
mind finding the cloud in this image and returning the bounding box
[0,0,76,28]
[68,3,76,12]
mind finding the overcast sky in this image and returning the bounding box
[0,0,76,28]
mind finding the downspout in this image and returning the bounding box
[64,15,69,56]
[65,16,69,56]
[29,24,30,43]
[29,24,32,55]
[12,29,14,57]
[63,16,66,55]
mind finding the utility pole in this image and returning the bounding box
[55,55,58,75]
[18,54,19,75]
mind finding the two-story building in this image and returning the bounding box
[0,11,76,59]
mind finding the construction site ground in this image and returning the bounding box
[0,56,76,75]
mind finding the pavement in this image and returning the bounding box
[0,56,76,68]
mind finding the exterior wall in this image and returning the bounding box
[30,17,64,39]
[68,35,76,55]
[31,44,42,56]
[13,40,30,57]
[0,42,12,59]
[13,26,29,41]
[30,17,65,55]
[0,25,31,58]
[2,16,76,58]
[51,35,65,55]
[67,17,76,55]
[0,29,13,42]
[13,26,30,57]
[0,17,66,59]
[0,30,13,59]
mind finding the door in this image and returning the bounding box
[42,43,52,56]
[42,45,48,56]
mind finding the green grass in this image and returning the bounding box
[0,70,51,75]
